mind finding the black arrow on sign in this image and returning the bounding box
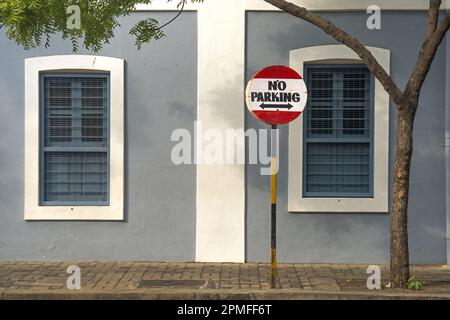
[260,103,294,110]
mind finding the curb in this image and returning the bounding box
[1,288,450,300]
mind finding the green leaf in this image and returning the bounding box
[407,277,423,290]
[0,0,205,52]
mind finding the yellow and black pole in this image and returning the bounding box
[270,124,278,289]
[245,65,308,290]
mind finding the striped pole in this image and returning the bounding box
[270,124,278,289]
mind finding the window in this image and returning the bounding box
[40,74,109,205]
[25,55,124,220]
[303,65,373,198]
[288,45,389,213]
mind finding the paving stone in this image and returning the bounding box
[1,262,450,294]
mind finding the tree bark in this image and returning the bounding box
[390,105,417,288]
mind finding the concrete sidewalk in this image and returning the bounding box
[1,262,450,299]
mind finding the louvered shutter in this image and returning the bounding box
[41,74,109,205]
[304,65,373,197]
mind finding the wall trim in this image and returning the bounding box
[24,55,124,221]
[194,1,246,263]
[288,45,390,213]
[135,0,447,11]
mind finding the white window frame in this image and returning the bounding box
[288,45,390,213]
[24,55,124,220]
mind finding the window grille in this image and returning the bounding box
[303,65,373,197]
[40,74,109,205]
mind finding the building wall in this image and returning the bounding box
[0,12,198,261]
[0,7,448,264]
[246,11,447,264]
[446,30,450,264]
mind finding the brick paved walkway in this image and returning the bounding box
[1,262,450,295]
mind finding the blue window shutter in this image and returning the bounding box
[40,74,109,205]
[303,65,373,198]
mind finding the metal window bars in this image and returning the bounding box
[304,66,373,197]
[41,75,109,204]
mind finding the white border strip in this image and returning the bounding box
[24,55,124,221]
[288,45,390,213]
[135,0,200,11]
[245,0,438,11]
[135,0,439,11]
[195,0,246,263]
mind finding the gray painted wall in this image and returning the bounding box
[0,10,447,264]
[0,12,198,261]
[246,11,447,264]
[446,31,450,264]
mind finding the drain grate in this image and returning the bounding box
[138,279,210,289]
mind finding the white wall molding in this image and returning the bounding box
[195,0,247,263]
[244,0,436,11]
[135,0,441,11]
[135,0,201,11]
[24,55,124,221]
[288,45,390,213]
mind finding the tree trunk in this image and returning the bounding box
[390,105,416,288]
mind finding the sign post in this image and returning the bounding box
[245,65,307,289]
[270,124,278,289]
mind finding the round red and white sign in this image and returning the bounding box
[245,65,308,125]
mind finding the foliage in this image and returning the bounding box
[0,0,203,52]
[406,277,423,290]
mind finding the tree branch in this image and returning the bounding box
[263,0,404,105]
[403,1,450,102]
[425,0,441,39]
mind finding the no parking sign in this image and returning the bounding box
[245,65,308,125]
